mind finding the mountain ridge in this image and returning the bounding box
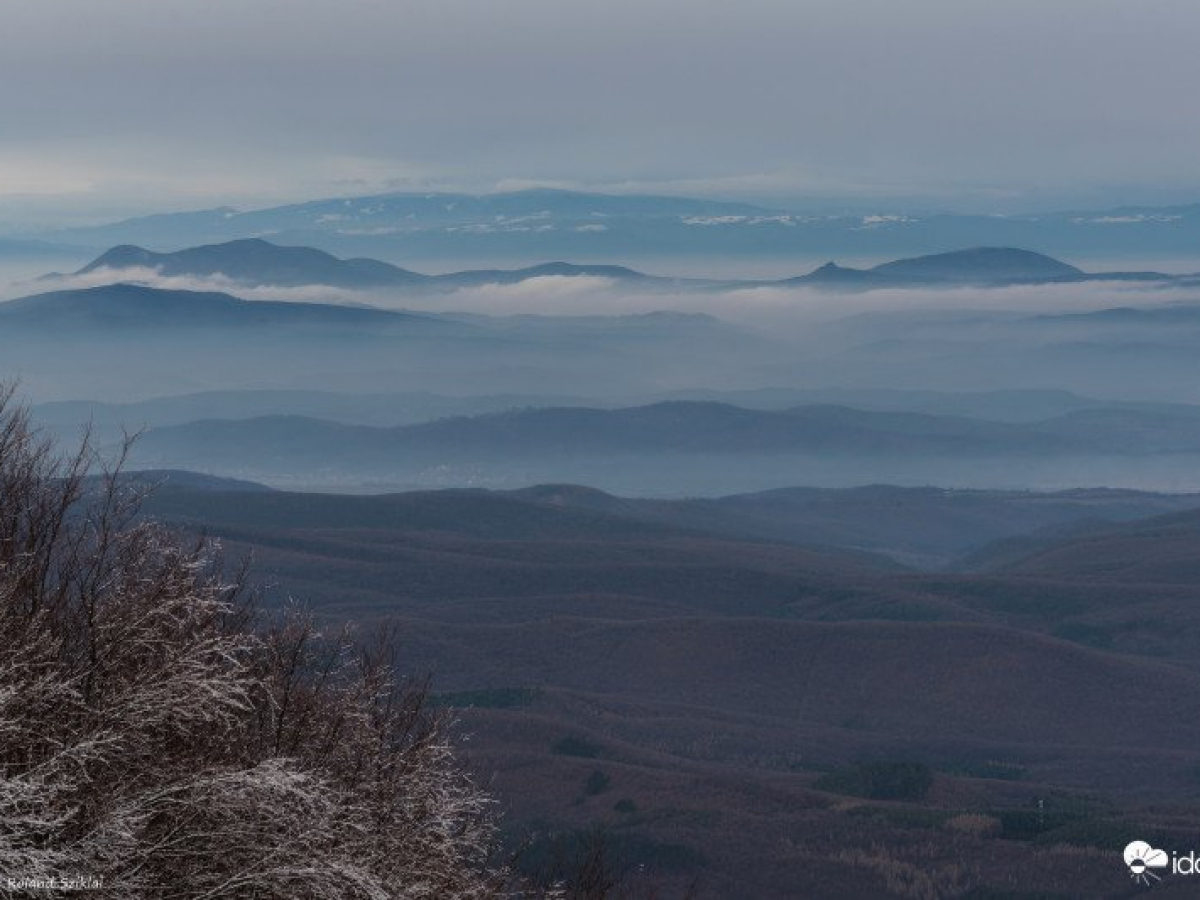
[28,188,1200,263]
[59,238,1185,293]
[0,282,459,331]
[786,247,1098,288]
[72,238,658,290]
[122,400,1200,494]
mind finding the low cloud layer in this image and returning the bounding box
[18,265,1199,337]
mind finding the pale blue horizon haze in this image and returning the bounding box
[0,0,1198,226]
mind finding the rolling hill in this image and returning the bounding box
[515,482,1200,568]
[133,477,1200,896]
[141,478,1200,573]
[968,505,1200,583]
[140,481,912,624]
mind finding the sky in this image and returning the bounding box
[2,0,1199,225]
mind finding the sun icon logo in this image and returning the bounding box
[1125,841,1169,887]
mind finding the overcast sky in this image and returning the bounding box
[1,0,1198,223]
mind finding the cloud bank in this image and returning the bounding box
[20,265,1200,337]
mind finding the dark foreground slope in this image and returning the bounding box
[514,482,1200,568]
[140,479,1200,898]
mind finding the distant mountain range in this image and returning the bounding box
[23,188,1200,263]
[128,402,1075,466]
[70,239,658,290]
[57,238,1182,292]
[34,386,1163,436]
[785,247,1088,288]
[0,283,752,352]
[0,278,783,413]
[0,237,77,260]
[121,400,1200,494]
[77,241,429,288]
[0,282,470,332]
[9,266,1200,470]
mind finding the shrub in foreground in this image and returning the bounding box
[0,391,509,898]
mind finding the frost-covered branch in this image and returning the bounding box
[0,389,518,898]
